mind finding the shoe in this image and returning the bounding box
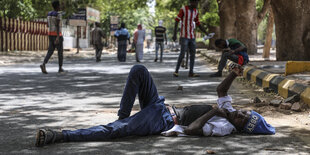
[136,60,140,63]
[173,72,179,77]
[58,68,66,73]
[188,73,200,77]
[154,58,158,62]
[40,64,48,74]
[210,71,222,77]
[96,59,101,62]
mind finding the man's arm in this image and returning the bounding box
[231,44,246,53]
[55,13,60,44]
[172,21,179,41]
[217,67,242,97]
[184,108,227,135]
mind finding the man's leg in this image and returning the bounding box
[117,42,121,61]
[160,42,164,62]
[174,38,188,76]
[40,36,56,74]
[57,36,64,71]
[213,52,239,77]
[118,65,159,119]
[188,39,198,77]
[61,101,174,142]
[155,42,159,62]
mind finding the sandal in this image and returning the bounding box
[173,72,179,77]
[35,129,57,147]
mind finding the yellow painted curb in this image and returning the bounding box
[262,74,278,88]
[278,79,296,98]
[250,70,263,83]
[285,61,310,76]
[301,87,310,106]
[243,67,253,78]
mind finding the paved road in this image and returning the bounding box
[0,51,309,154]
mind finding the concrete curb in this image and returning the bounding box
[200,51,310,106]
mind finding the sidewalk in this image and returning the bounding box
[199,49,310,106]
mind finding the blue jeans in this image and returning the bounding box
[155,41,164,62]
[175,38,196,74]
[62,65,174,142]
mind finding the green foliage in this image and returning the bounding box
[256,0,264,12]
[200,0,219,27]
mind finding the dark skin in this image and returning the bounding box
[216,42,246,54]
[184,67,250,135]
[54,5,60,45]
[172,0,208,42]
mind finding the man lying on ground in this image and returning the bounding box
[35,65,275,147]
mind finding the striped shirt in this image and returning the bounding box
[175,6,200,39]
[47,11,62,36]
[155,26,166,42]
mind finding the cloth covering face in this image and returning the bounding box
[243,111,276,134]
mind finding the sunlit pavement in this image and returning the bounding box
[0,50,309,154]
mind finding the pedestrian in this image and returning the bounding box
[91,22,105,62]
[154,20,167,62]
[114,23,130,62]
[210,38,249,77]
[35,65,275,147]
[134,24,145,62]
[40,0,65,74]
[172,0,209,77]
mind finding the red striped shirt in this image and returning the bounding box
[175,6,200,39]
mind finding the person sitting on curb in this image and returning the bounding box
[35,65,274,147]
[210,38,249,77]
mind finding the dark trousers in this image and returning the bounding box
[117,40,127,62]
[43,36,63,67]
[218,51,239,72]
[155,41,164,62]
[62,65,174,142]
[94,44,103,60]
[175,38,196,74]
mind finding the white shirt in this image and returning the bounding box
[161,96,236,137]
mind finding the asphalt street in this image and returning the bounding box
[0,51,309,154]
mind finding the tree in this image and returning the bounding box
[271,0,310,60]
[216,0,271,54]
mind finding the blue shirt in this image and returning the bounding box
[115,28,130,38]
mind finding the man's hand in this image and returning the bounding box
[229,50,235,54]
[54,37,59,45]
[232,66,244,76]
[165,41,167,45]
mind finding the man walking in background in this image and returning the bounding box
[114,23,130,62]
[172,0,209,77]
[154,20,167,62]
[134,24,145,62]
[40,0,65,74]
[91,22,105,62]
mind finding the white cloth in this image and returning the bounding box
[161,96,236,137]
[136,30,145,44]
[202,116,235,136]
[217,95,236,112]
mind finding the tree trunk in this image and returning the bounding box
[217,0,236,39]
[235,0,257,54]
[271,0,310,60]
[262,10,274,59]
[208,26,220,49]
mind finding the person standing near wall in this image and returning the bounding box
[91,22,105,62]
